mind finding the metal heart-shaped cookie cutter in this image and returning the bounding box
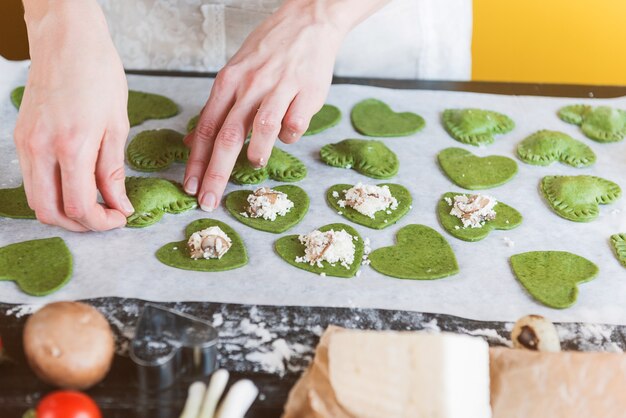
[130,304,218,390]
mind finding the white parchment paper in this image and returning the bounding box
[2,67,626,325]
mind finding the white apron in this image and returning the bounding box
[96,0,472,80]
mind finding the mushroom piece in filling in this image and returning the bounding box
[295,229,355,269]
[244,187,294,221]
[338,183,398,218]
[447,194,497,228]
[187,226,232,259]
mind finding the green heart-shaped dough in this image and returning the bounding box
[558,105,626,143]
[437,147,517,190]
[304,104,341,136]
[510,251,598,309]
[156,219,247,272]
[442,108,515,146]
[610,233,626,268]
[275,223,363,278]
[320,139,399,179]
[437,192,522,242]
[231,143,307,184]
[0,237,72,296]
[225,185,309,233]
[126,129,189,172]
[369,224,459,280]
[10,86,178,127]
[540,175,621,222]
[126,176,197,228]
[326,183,412,229]
[517,130,596,167]
[187,114,200,133]
[351,98,425,137]
[0,184,35,219]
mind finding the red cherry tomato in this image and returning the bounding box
[36,391,102,418]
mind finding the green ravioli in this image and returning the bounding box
[274,223,363,278]
[510,251,598,309]
[369,224,459,280]
[304,104,341,136]
[156,219,247,272]
[126,129,189,172]
[326,183,411,229]
[351,98,425,137]
[10,86,178,127]
[437,192,522,242]
[125,176,197,228]
[437,147,517,190]
[231,143,306,184]
[225,185,309,233]
[517,130,596,167]
[610,233,626,268]
[558,104,626,143]
[540,175,621,222]
[0,184,35,219]
[442,108,515,146]
[187,114,200,133]
[0,237,73,296]
[320,139,399,179]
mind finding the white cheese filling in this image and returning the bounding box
[295,229,356,269]
[337,183,398,219]
[244,187,294,221]
[448,194,497,229]
[187,226,232,259]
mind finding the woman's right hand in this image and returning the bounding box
[15,0,133,232]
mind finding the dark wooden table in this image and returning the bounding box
[2,76,626,418]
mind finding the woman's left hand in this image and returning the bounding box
[183,1,352,211]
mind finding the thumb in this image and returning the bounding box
[96,128,134,217]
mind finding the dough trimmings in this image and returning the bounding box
[517,130,596,167]
[442,108,515,146]
[437,147,518,190]
[231,144,307,184]
[320,139,399,179]
[558,104,626,143]
[351,98,425,137]
[126,129,189,172]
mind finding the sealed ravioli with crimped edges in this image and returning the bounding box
[540,175,621,222]
[369,224,459,280]
[437,147,517,190]
[156,219,247,272]
[442,108,514,146]
[125,177,197,228]
[320,139,399,179]
[0,237,73,296]
[326,183,411,229]
[126,129,189,172]
[275,223,364,278]
[610,233,626,268]
[558,104,626,143]
[225,185,309,233]
[231,143,307,185]
[0,184,35,219]
[510,251,598,309]
[517,130,596,167]
[351,98,425,137]
[437,192,522,242]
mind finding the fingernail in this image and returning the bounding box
[121,196,135,214]
[199,192,216,212]
[253,157,266,170]
[185,177,199,195]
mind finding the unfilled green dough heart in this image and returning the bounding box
[510,251,598,309]
[187,114,200,133]
[326,183,412,229]
[369,224,459,280]
[304,104,341,136]
[0,184,35,219]
[558,104,626,143]
[0,237,73,296]
[10,86,178,127]
[274,223,363,278]
[437,192,522,242]
[540,175,621,222]
[126,129,189,172]
[517,130,596,167]
[442,108,515,146]
[225,185,309,233]
[320,139,399,179]
[156,219,247,272]
[437,147,517,190]
[351,98,425,137]
[610,233,626,268]
[125,176,197,228]
[231,143,307,184]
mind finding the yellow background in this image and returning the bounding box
[3,0,626,85]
